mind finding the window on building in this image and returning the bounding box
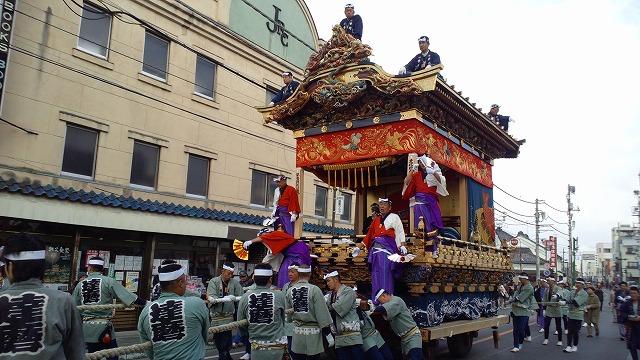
[628,262,638,269]
[604,248,611,253]
[265,86,278,104]
[315,186,328,217]
[194,55,216,99]
[142,32,169,81]
[130,141,159,189]
[340,192,352,221]
[250,170,278,208]
[61,124,98,178]
[186,154,209,197]
[77,3,112,58]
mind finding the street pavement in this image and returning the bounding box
[113,290,633,359]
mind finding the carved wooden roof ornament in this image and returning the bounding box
[256,26,523,162]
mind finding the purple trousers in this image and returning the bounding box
[274,205,294,235]
[277,242,312,288]
[368,236,402,303]
[414,192,443,252]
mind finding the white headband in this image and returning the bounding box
[375,289,386,301]
[378,198,392,204]
[518,275,528,279]
[575,280,585,285]
[323,271,339,280]
[4,250,46,261]
[254,269,273,276]
[223,264,235,272]
[297,267,312,273]
[288,265,299,270]
[88,258,105,266]
[158,267,185,281]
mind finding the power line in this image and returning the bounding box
[10,45,295,151]
[493,183,537,204]
[493,200,535,218]
[547,225,569,237]
[544,213,567,225]
[540,200,566,213]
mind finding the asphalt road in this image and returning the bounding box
[115,292,633,360]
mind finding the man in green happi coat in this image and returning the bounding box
[286,264,334,359]
[542,277,564,346]
[505,272,534,353]
[207,261,243,360]
[74,256,147,360]
[561,277,588,353]
[324,270,364,359]
[0,234,85,359]
[138,262,210,360]
[374,289,424,360]
[237,263,287,360]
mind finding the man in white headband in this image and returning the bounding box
[373,289,423,359]
[402,154,447,258]
[271,175,301,236]
[243,225,312,289]
[563,277,588,353]
[74,255,147,357]
[340,3,363,40]
[237,263,287,359]
[541,277,564,346]
[286,264,335,358]
[323,270,364,357]
[206,261,243,360]
[0,233,85,358]
[269,71,300,106]
[355,197,406,302]
[280,262,300,354]
[138,263,210,360]
[505,272,534,352]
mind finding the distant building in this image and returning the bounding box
[596,242,613,283]
[611,224,640,283]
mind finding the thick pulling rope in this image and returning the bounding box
[84,306,294,359]
[77,296,239,311]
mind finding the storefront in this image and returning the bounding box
[0,216,245,329]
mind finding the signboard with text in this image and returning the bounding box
[548,236,557,269]
[0,0,17,115]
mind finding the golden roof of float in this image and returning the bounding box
[257,26,523,160]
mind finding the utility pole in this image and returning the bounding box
[535,199,540,280]
[567,185,578,283]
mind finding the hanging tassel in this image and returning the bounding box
[374,165,378,186]
[360,167,364,188]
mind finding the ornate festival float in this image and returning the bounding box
[257,26,524,358]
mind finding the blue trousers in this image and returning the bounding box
[336,345,365,360]
[512,315,529,348]
[407,347,424,360]
[365,343,394,360]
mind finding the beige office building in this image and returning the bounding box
[0,0,355,315]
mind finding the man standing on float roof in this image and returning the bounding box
[74,255,147,360]
[340,4,363,40]
[354,198,406,303]
[138,262,210,360]
[272,175,301,236]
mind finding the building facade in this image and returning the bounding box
[595,242,613,283]
[0,0,357,316]
[611,224,640,284]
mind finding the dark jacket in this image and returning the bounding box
[340,14,363,40]
[271,80,300,104]
[405,50,441,73]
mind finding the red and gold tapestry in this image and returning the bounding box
[296,119,493,187]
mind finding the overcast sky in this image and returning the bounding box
[305,0,640,255]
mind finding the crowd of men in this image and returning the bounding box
[504,272,640,359]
